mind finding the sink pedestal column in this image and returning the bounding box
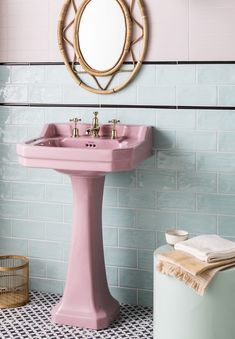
[51,174,120,329]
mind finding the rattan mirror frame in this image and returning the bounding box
[58,0,148,94]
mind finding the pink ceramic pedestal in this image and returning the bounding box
[51,173,119,329]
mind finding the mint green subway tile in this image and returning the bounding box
[29,259,46,278]
[157,109,196,129]
[197,194,235,215]
[11,107,45,125]
[219,174,235,194]
[28,240,63,260]
[0,125,28,143]
[12,220,45,239]
[45,184,72,204]
[63,85,98,105]
[0,181,12,199]
[218,216,235,237]
[197,65,235,84]
[177,86,217,106]
[136,210,176,231]
[137,169,176,191]
[138,290,153,308]
[176,131,216,151]
[156,65,196,85]
[0,163,28,181]
[0,237,28,256]
[27,125,44,140]
[116,108,156,125]
[219,86,235,106]
[62,242,70,261]
[157,192,195,211]
[138,154,156,169]
[157,231,168,247]
[197,153,235,172]
[28,66,46,84]
[0,219,11,237]
[0,85,28,103]
[178,171,217,193]
[119,229,156,250]
[0,66,11,83]
[63,204,72,223]
[0,200,28,218]
[103,188,117,207]
[12,182,45,201]
[45,222,71,242]
[103,227,118,247]
[45,107,82,123]
[103,207,135,228]
[99,84,137,105]
[106,266,118,286]
[157,151,195,171]
[110,287,137,305]
[30,278,63,294]
[198,110,235,130]
[11,66,30,83]
[0,107,11,124]
[105,171,136,188]
[138,86,176,105]
[104,247,137,268]
[119,268,153,290]
[177,213,217,234]
[29,202,63,222]
[28,168,63,184]
[219,132,235,152]
[46,261,67,280]
[0,144,18,161]
[138,250,154,270]
[29,85,62,104]
[153,130,176,149]
[119,188,155,209]
[136,65,156,86]
[45,65,73,84]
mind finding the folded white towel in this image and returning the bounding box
[174,234,235,263]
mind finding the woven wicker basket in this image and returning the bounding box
[0,255,29,308]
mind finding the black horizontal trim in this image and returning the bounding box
[1,103,235,110]
[1,61,235,66]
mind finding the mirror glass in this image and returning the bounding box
[78,0,126,72]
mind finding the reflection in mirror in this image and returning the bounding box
[78,0,126,73]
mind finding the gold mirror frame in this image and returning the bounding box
[58,0,148,94]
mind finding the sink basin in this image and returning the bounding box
[17,123,152,173]
[17,122,152,330]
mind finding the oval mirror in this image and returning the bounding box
[74,0,132,77]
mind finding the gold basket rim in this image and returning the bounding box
[0,255,29,271]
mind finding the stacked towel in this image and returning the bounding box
[156,250,235,295]
[175,234,235,263]
[156,234,235,295]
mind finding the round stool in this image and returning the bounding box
[154,245,235,339]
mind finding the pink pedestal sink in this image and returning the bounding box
[17,122,152,329]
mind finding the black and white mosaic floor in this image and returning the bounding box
[0,291,153,339]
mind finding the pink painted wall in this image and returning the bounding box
[1,0,235,62]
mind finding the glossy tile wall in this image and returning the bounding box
[1,64,235,307]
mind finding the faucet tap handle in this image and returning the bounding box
[69,118,82,138]
[108,119,120,139]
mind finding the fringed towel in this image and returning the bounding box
[156,250,235,295]
[175,234,235,263]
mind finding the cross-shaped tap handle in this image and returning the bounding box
[70,118,82,126]
[108,119,120,127]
